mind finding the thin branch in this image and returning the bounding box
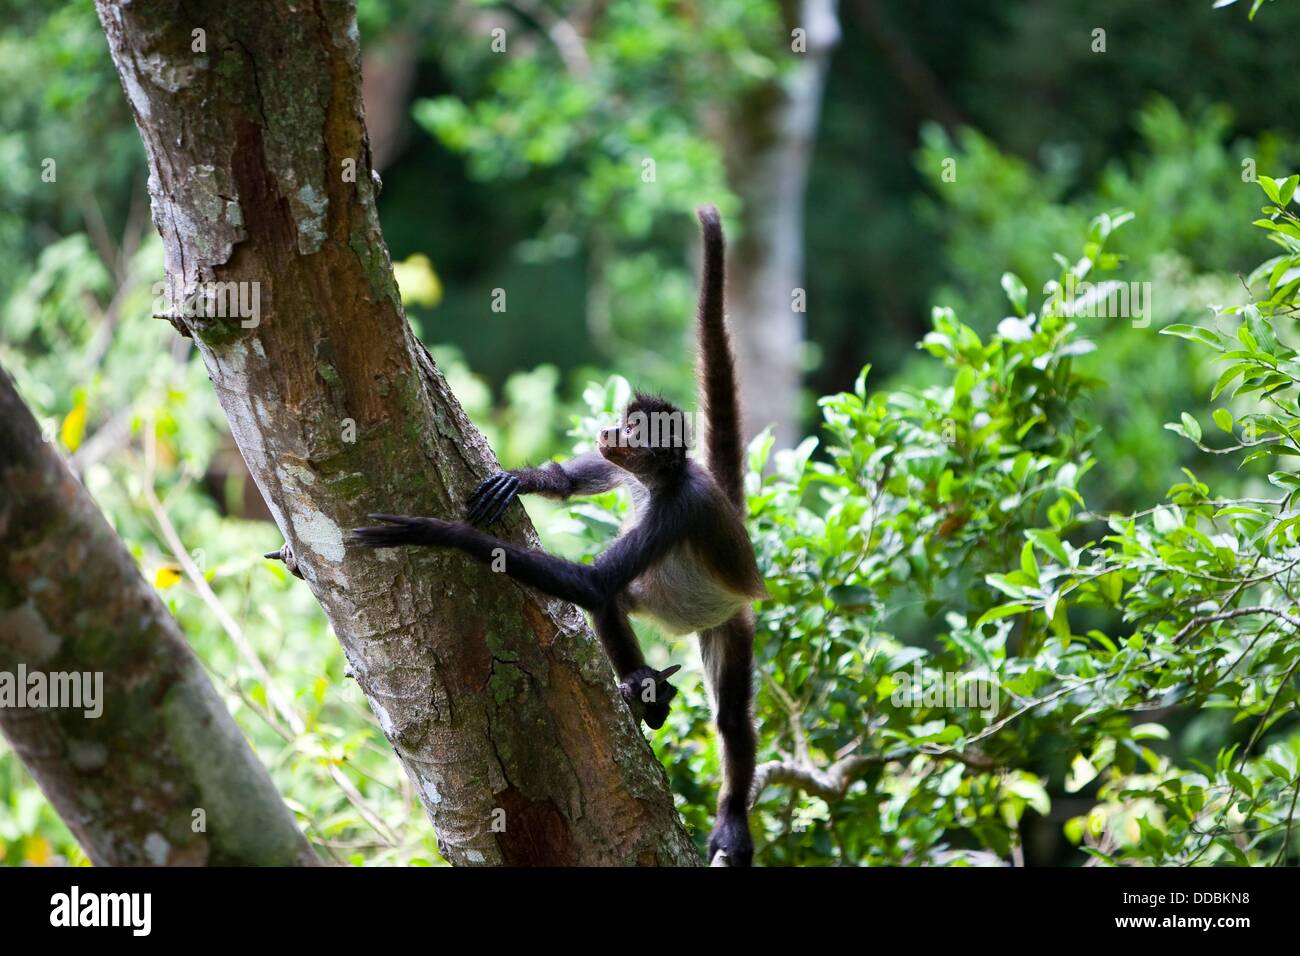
[751,742,996,807]
[1172,604,1300,645]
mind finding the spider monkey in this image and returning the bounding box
[353,205,766,866]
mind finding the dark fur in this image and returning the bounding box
[353,206,763,865]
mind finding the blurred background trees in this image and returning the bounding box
[3,0,1300,866]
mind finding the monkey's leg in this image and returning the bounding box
[354,515,677,728]
[356,509,674,611]
[593,603,680,730]
[699,612,756,866]
[353,515,608,608]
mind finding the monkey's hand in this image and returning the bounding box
[467,472,520,526]
[619,664,681,730]
[351,513,454,549]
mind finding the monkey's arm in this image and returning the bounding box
[467,452,627,525]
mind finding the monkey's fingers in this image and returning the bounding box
[481,480,519,524]
[468,471,515,502]
[467,473,506,510]
[469,474,519,525]
[466,473,509,520]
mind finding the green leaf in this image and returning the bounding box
[948,629,995,671]
[1282,175,1299,207]
[1001,272,1028,317]
[1131,724,1169,741]
[986,574,1028,600]
[1160,324,1223,348]
[1027,529,1069,565]
[1226,771,1254,799]
[1180,412,1201,442]
[1065,753,1098,793]
[974,602,1032,629]
[1245,305,1277,354]
[1020,540,1039,582]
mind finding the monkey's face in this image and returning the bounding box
[598,394,688,483]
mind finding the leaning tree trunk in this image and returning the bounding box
[722,0,840,449]
[0,364,317,866]
[93,0,697,865]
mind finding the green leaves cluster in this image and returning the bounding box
[558,201,1300,865]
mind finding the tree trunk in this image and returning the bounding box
[0,364,317,866]
[361,33,418,173]
[723,0,840,449]
[93,0,697,866]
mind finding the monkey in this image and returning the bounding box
[352,205,766,866]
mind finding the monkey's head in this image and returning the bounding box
[598,392,689,485]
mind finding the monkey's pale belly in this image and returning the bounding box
[626,551,746,636]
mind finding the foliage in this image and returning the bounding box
[413,0,782,396]
[750,196,1300,865]
[915,100,1290,513]
[551,204,1300,866]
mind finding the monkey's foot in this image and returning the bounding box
[351,514,451,548]
[619,664,681,730]
[467,472,520,525]
[263,541,304,579]
[708,813,753,867]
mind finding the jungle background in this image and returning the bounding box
[4,0,1300,866]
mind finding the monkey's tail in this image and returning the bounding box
[695,204,745,508]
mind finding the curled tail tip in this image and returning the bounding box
[697,203,722,234]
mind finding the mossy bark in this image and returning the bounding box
[0,364,317,866]
[93,0,698,865]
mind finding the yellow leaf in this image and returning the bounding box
[154,565,183,589]
[24,835,51,866]
[60,395,87,453]
[392,253,443,308]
